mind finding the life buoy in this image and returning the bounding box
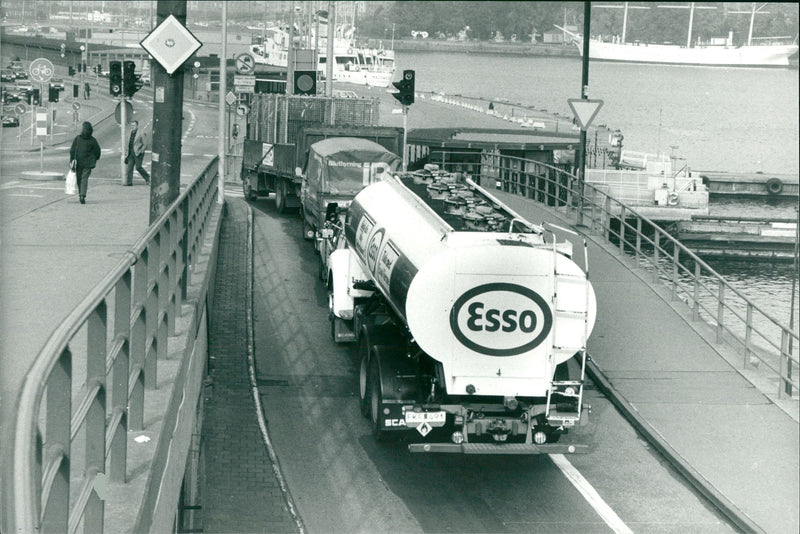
[667,192,679,206]
[766,177,783,195]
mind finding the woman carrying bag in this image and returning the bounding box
[69,121,101,204]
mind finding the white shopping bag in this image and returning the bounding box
[65,166,78,195]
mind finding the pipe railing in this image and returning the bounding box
[5,158,219,533]
[422,150,799,399]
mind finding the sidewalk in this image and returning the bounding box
[0,90,126,433]
[492,190,799,534]
[0,177,153,443]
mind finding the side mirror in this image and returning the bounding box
[295,166,303,177]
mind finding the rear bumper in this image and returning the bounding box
[408,442,590,454]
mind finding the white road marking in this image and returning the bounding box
[550,454,633,534]
[7,193,44,197]
[0,181,22,189]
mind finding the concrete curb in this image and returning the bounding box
[19,171,64,181]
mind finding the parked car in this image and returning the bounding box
[2,115,20,127]
[2,90,22,103]
[1,72,15,82]
[14,81,33,96]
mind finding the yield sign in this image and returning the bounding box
[140,14,202,75]
[567,98,604,130]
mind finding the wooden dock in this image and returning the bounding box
[672,215,798,260]
[698,171,799,198]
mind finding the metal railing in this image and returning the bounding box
[420,150,799,399]
[4,158,219,533]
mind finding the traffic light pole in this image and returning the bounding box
[402,105,408,171]
[121,93,129,186]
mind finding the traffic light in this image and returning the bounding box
[123,60,138,96]
[109,61,122,96]
[49,84,59,103]
[392,70,415,106]
[30,88,40,106]
[293,70,317,95]
[68,66,76,76]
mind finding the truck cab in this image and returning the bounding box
[299,137,401,283]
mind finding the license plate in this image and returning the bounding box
[405,411,446,425]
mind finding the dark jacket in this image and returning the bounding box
[70,122,101,169]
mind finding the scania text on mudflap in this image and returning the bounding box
[326,169,597,454]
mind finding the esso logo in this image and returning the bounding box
[366,228,385,273]
[449,283,553,356]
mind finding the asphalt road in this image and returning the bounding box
[247,194,735,534]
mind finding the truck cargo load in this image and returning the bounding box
[240,93,382,211]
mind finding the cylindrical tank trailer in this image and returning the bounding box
[329,171,596,453]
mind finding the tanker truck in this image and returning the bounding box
[327,170,597,453]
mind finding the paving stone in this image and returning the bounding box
[202,200,299,533]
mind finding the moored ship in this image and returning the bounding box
[556,2,798,67]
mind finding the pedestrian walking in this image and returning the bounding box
[69,121,101,204]
[84,82,91,100]
[72,109,80,129]
[125,120,150,184]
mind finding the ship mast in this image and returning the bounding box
[657,3,716,48]
[728,3,771,46]
[593,2,650,44]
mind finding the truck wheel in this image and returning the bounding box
[242,174,256,201]
[359,337,370,417]
[275,180,287,213]
[369,358,388,440]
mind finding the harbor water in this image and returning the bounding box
[395,51,799,331]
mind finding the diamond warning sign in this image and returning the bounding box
[140,15,202,75]
[567,98,604,130]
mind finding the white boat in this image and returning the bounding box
[249,24,396,88]
[556,2,798,67]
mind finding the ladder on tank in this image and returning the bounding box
[542,223,590,428]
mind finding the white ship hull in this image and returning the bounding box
[583,40,798,67]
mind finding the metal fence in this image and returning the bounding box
[421,149,800,399]
[4,159,219,533]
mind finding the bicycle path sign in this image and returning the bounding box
[29,58,54,84]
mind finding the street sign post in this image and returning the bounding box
[36,107,48,171]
